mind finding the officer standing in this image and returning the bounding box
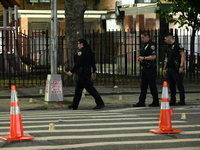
[133,33,159,107]
[163,34,186,105]
[66,38,105,110]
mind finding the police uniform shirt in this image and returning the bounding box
[141,40,157,57]
[167,42,184,63]
[71,47,96,74]
[141,40,157,68]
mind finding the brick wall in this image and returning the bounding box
[145,18,156,30]
[15,0,119,10]
[19,17,28,34]
[97,0,116,10]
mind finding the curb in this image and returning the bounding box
[0,91,200,99]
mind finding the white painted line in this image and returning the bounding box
[1,138,200,150]
[0,125,193,138]
[181,130,200,134]
[0,114,140,120]
[0,120,185,129]
[1,111,198,119]
[0,125,198,135]
[20,111,122,116]
[0,117,158,124]
[35,133,157,140]
[146,147,200,150]
[34,131,200,141]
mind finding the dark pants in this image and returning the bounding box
[139,67,159,104]
[167,68,185,103]
[71,74,104,109]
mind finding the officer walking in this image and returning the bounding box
[66,38,105,110]
[133,33,159,107]
[163,34,186,105]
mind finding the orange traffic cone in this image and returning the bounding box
[0,85,34,141]
[149,81,182,134]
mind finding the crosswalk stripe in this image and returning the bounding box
[147,147,200,150]
[0,124,198,135]
[0,112,123,117]
[1,138,200,150]
[1,125,194,135]
[34,131,200,140]
[0,117,159,124]
[36,133,158,140]
[0,120,185,129]
[0,109,199,150]
[0,114,148,119]
[22,111,122,116]
[0,113,124,119]
[0,111,199,120]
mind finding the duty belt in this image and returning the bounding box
[142,61,155,68]
[167,61,179,69]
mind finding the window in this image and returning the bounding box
[40,0,50,2]
[29,0,50,3]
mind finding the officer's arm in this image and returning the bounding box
[180,51,186,68]
[163,58,168,70]
[163,58,168,77]
[142,55,156,60]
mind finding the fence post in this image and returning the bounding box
[9,59,11,88]
[186,50,189,79]
[45,30,49,73]
[112,31,115,86]
[134,30,137,76]
[124,30,127,76]
[197,53,199,79]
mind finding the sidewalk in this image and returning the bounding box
[0,83,200,112]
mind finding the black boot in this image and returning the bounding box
[170,99,176,106]
[176,101,186,106]
[133,102,145,107]
[149,102,160,107]
[68,105,77,110]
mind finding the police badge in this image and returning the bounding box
[151,45,155,50]
[78,51,82,56]
[179,44,183,48]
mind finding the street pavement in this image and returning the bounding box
[0,106,200,149]
[0,83,200,149]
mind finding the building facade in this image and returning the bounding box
[0,0,173,35]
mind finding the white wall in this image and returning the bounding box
[106,19,122,31]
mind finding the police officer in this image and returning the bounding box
[66,38,105,110]
[133,33,159,107]
[163,34,186,105]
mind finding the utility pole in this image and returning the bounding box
[51,0,58,74]
[45,0,63,103]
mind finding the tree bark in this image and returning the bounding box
[64,0,86,70]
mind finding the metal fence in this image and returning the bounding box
[0,28,199,88]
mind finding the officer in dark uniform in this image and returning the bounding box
[163,34,186,105]
[133,33,159,107]
[66,38,105,110]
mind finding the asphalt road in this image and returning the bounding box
[0,99,200,150]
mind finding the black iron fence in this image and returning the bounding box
[0,28,199,88]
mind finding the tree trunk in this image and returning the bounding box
[64,0,86,70]
[189,28,196,80]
